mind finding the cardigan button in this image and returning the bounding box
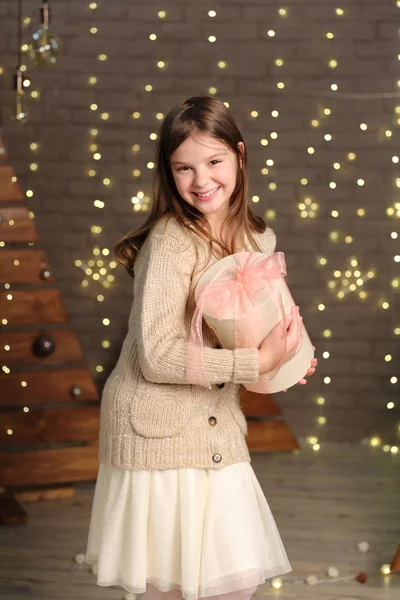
[208,416,217,426]
[212,453,222,464]
[217,383,225,389]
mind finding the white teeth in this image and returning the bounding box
[196,187,219,198]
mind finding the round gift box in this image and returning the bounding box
[195,252,314,393]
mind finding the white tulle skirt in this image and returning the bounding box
[85,461,291,600]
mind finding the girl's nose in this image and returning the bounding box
[193,170,210,189]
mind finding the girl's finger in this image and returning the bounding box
[298,378,307,385]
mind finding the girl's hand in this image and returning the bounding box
[258,306,301,375]
[283,306,302,364]
[282,346,318,392]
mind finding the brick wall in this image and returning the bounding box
[0,0,399,445]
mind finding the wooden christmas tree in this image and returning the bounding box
[241,387,299,452]
[0,136,100,523]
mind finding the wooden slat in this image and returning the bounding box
[0,249,54,284]
[0,406,99,448]
[0,329,84,365]
[0,369,99,407]
[240,387,282,417]
[0,165,24,202]
[0,289,68,324]
[247,420,299,452]
[14,485,76,504]
[0,443,99,487]
[391,545,400,571]
[0,206,39,243]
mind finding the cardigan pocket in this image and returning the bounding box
[130,384,193,438]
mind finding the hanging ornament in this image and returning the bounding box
[40,267,52,280]
[32,334,56,357]
[27,1,60,67]
[13,0,28,124]
[14,67,29,124]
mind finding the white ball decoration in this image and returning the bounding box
[124,594,139,600]
[73,552,85,564]
[91,563,98,575]
[358,541,370,553]
[305,574,318,586]
[327,566,339,578]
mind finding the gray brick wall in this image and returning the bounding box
[0,0,399,446]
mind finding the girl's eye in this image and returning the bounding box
[177,160,221,172]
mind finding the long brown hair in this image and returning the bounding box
[115,96,266,276]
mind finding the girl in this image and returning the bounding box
[85,96,317,600]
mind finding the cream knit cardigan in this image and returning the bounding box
[99,215,277,470]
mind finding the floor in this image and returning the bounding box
[0,441,399,599]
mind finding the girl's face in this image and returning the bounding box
[170,133,243,232]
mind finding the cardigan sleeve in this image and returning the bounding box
[133,228,260,386]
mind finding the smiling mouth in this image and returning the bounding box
[192,186,220,200]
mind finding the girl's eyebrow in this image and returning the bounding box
[171,151,228,166]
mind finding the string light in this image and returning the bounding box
[298,197,318,219]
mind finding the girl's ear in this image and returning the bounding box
[237,141,245,168]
